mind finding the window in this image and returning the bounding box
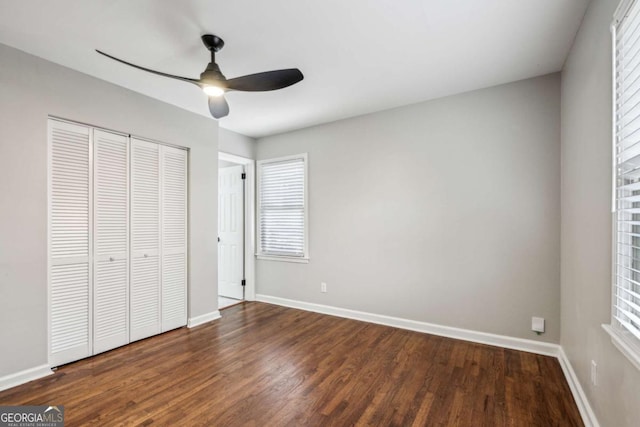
[257,154,308,262]
[608,0,640,370]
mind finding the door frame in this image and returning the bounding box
[218,152,256,302]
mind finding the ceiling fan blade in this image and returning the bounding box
[96,50,200,85]
[225,69,303,92]
[208,96,229,119]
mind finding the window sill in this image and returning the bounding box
[256,255,309,264]
[602,324,640,371]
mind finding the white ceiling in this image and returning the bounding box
[0,0,588,138]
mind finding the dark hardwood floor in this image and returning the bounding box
[0,302,582,426]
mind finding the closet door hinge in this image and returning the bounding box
[241,172,246,180]
[241,279,246,287]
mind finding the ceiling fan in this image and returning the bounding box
[96,34,304,119]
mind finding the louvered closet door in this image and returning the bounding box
[130,139,161,341]
[48,120,92,366]
[93,130,129,353]
[161,146,187,332]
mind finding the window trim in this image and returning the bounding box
[256,153,309,263]
[602,324,640,371]
[606,0,640,370]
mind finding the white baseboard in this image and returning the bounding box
[557,348,600,427]
[0,364,53,392]
[256,294,560,356]
[256,294,599,427]
[187,310,221,328]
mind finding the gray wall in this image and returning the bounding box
[561,0,640,425]
[219,128,256,159]
[0,43,219,378]
[256,74,561,343]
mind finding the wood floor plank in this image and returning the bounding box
[0,302,583,426]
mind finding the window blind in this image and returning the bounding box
[614,0,640,343]
[258,157,306,257]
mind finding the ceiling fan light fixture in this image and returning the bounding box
[203,85,225,97]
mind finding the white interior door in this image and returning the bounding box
[218,165,244,300]
[93,129,129,354]
[130,138,161,341]
[161,145,187,331]
[48,119,92,366]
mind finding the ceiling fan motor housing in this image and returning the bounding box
[200,62,226,85]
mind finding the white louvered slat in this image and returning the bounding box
[162,253,186,329]
[132,139,160,254]
[48,119,92,366]
[161,146,187,331]
[94,259,127,340]
[130,255,160,340]
[130,139,161,341]
[51,125,90,259]
[93,130,129,353]
[50,263,90,352]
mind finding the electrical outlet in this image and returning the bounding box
[321,282,327,293]
[531,317,545,334]
[591,360,598,386]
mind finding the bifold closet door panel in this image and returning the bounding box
[130,138,161,342]
[93,130,129,354]
[161,146,187,332]
[48,119,92,366]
